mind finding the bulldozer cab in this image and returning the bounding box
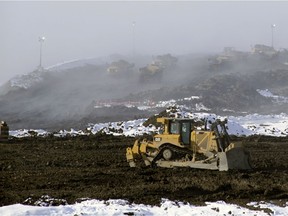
[169,119,192,145]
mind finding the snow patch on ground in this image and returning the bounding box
[230,113,288,136]
[87,118,157,137]
[9,111,288,138]
[0,199,287,216]
[9,129,48,138]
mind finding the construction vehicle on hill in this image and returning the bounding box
[0,121,9,142]
[106,60,134,76]
[139,54,178,83]
[208,47,247,72]
[252,44,277,57]
[126,117,251,171]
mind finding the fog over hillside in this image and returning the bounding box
[1,1,288,130]
[1,1,288,84]
[0,48,288,130]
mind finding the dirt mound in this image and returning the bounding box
[1,135,288,207]
[195,74,271,111]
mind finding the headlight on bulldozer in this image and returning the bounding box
[154,137,162,142]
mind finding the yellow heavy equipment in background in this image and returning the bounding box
[0,121,9,142]
[126,117,251,171]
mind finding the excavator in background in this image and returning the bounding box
[0,121,9,142]
[126,117,251,171]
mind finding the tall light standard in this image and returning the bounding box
[271,24,276,48]
[132,21,136,61]
[38,36,45,69]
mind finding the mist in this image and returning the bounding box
[1,1,288,85]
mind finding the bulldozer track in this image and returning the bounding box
[151,144,194,167]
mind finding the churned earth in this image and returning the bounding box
[0,134,288,208]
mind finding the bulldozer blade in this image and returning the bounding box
[218,147,252,171]
[156,160,219,170]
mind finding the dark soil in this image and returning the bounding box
[1,134,288,207]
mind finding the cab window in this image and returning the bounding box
[170,122,179,134]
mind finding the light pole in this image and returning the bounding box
[132,21,136,61]
[271,24,276,48]
[38,36,45,69]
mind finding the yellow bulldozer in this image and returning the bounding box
[126,117,251,171]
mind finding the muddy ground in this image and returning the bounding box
[1,134,288,207]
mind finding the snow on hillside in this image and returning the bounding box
[9,70,44,89]
[9,111,288,138]
[0,198,287,216]
[230,113,288,136]
[4,57,106,90]
[257,89,288,104]
[45,57,106,71]
[94,96,210,112]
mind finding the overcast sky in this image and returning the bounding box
[1,1,288,85]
